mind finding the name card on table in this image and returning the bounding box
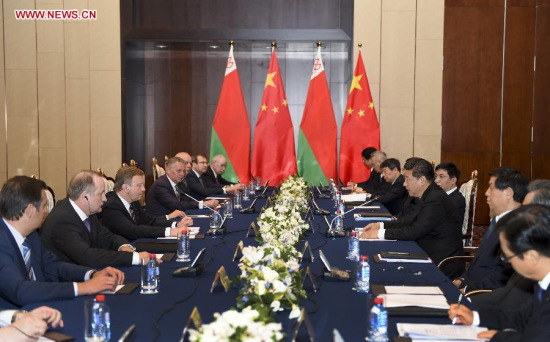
[291,308,315,342]
[301,266,318,293]
[181,307,202,340]
[233,240,244,261]
[210,266,230,293]
[246,222,259,238]
[300,241,314,262]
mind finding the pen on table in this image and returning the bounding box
[118,324,135,342]
[451,293,464,325]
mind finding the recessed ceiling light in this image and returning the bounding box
[210,45,220,49]
[156,44,167,49]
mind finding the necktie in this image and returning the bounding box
[215,174,219,184]
[129,205,137,223]
[198,176,205,189]
[22,239,35,280]
[174,185,180,199]
[483,217,497,240]
[536,284,545,303]
[83,218,91,232]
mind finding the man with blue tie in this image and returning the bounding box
[453,167,528,292]
[0,176,124,306]
[449,204,550,341]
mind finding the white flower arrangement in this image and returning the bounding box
[188,307,284,342]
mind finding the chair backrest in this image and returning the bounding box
[130,159,137,167]
[152,157,166,181]
[459,170,478,246]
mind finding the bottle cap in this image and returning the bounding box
[374,297,384,304]
[95,294,105,302]
[150,253,156,258]
[360,255,367,261]
[336,210,341,214]
[182,229,188,234]
[351,231,356,236]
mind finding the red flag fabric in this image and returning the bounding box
[251,48,297,185]
[339,50,380,185]
[210,45,251,184]
[297,46,337,185]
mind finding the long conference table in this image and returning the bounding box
[19,191,467,341]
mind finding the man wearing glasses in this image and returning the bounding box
[186,155,239,199]
[449,204,550,341]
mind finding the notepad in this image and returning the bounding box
[383,294,450,309]
[375,253,432,263]
[384,286,443,295]
[397,323,488,341]
[341,193,368,203]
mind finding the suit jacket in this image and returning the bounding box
[461,216,514,291]
[471,272,535,311]
[0,219,89,306]
[374,175,406,215]
[186,170,222,199]
[40,198,133,268]
[384,182,463,276]
[146,175,198,216]
[100,191,173,240]
[480,283,550,342]
[448,188,466,225]
[357,170,384,194]
[204,167,234,187]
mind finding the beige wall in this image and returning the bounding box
[354,0,444,164]
[0,0,121,197]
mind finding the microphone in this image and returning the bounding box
[327,196,380,237]
[309,188,330,215]
[240,195,258,214]
[254,180,270,198]
[177,187,225,235]
[315,186,331,199]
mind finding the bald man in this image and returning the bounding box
[203,155,243,191]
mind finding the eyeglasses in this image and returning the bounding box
[500,251,520,263]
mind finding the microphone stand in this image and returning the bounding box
[178,188,225,235]
[327,196,379,237]
[309,188,330,215]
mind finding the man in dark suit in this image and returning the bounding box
[470,179,550,310]
[41,171,152,268]
[360,158,463,278]
[146,156,219,216]
[101,166,192,240]
[375,158,406,215]
[0,176,123,306]
[453,167,528,292]
[355,150,386,194]
[435,162,466,224]
[187,154,239,199]
[204,154,244,189]
[449,205,550,342]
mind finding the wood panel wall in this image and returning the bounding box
[443,0,550,224]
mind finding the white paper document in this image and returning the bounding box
[187,214,210,218]
[376,254,432,263]
[341,193,368,203]
[101,284,125,294]
[397,323,488,341]
[382,294,450,309]
[384,286,443,295]
[157,227,201,240]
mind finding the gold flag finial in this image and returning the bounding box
[317,41,322,47]
[229,40,234,46]
[271,41,276,47]
[358,43,363,48]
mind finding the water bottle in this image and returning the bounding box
[141,254,159,294]
[347,231,359,261]
[335,210,343,231]
[210,209,221,237]
[176,229,190,262]
[355,255,370,293]
[338,199,345,215]
[84,295,111,341]
[224,199,233,218]
[369,297,388,342]
[334,191,341,208]
[329,178,336,197]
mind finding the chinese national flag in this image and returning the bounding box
[210,45,251,184]
[339,50,380,185]
[251,47,297,186]
[297,46,337,186]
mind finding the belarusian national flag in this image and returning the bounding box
[210,45,251,184]
[339,50,380,185]
[251,47,297,186]
[297,46,337,186]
